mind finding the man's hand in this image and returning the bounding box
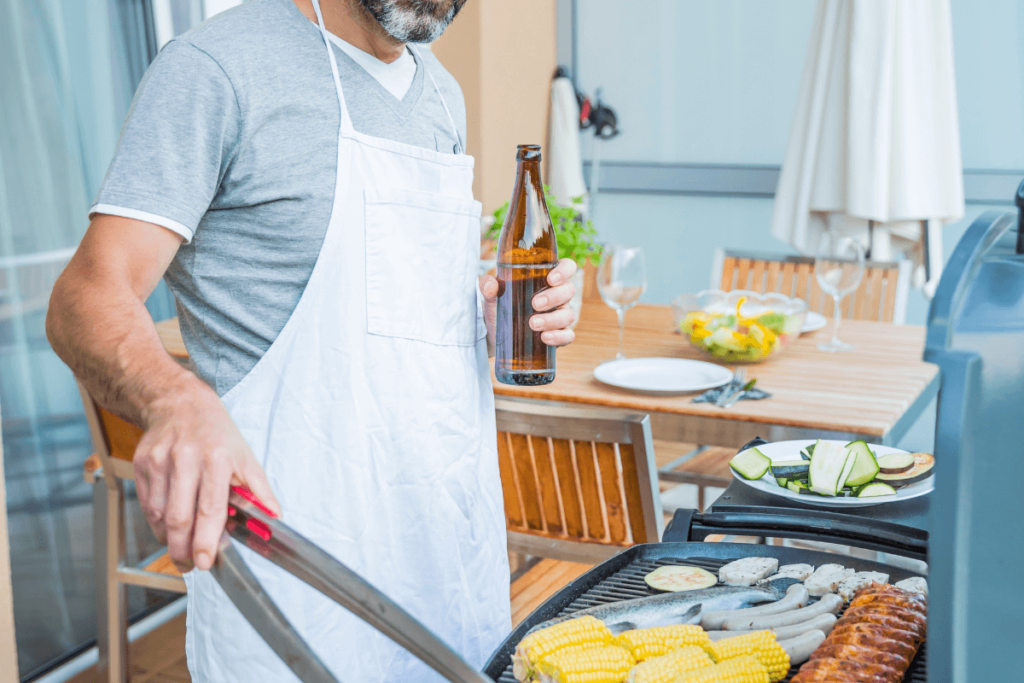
[47,214,280,573]
[481,258,578,352]
[135,378,281,573]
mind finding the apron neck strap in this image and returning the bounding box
[311,0,354,135]
[408,45,463,154]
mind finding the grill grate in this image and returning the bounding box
[496,555,926,683]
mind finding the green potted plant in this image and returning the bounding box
[481,186,599,329]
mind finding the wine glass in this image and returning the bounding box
[597,245,647,360]
[814,232,866,353]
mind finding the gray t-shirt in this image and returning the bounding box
[91,0,467,395]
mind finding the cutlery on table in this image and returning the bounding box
[715,368,746,407]
[722,379,757,409]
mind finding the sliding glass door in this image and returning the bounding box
[0,0,214,677]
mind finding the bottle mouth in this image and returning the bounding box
[516,144,542,161]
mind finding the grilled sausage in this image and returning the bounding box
[808,643,909,671]
[793,673,889,683]
[792,672,885,683]
[722,593,843,630]
[835,613,926,638]
[797,657,902,683]
[822,632,917,661]
[700,583,809,629]
[705,613,837,641]
[840,604,927,631]
[852,583,927,605]
[848,592,927,615]
[778,629,827,665]
[829,621,921,646]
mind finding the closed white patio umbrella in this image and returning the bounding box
[771,0,964,297]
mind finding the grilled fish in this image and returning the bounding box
[529,584,783,635]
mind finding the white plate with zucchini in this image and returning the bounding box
[729,439,934,506]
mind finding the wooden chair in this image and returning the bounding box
[78,384,185,683]
[710,249,912,324]
[495,398,663,565]
[659,249,912,511]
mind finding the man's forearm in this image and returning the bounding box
[47,269,204,428]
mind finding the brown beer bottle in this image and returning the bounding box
[495,144,558,386]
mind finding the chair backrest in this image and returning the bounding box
[78,382,143,483]
[710,249,912,324]
[495,399,662,564]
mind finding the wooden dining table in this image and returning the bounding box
[155,301,938,448]
[492,303,939,448]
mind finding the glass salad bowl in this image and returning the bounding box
[672,290,808,363]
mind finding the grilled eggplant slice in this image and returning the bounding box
[876,452,915,474]
[875,452,934,486]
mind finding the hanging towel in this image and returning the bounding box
[547,75,587,208]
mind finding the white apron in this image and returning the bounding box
[183,4,511,680]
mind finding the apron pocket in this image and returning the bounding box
[365,187,482,346]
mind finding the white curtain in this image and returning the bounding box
[0,0,190,676]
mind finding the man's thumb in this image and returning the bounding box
[480,275,501,300]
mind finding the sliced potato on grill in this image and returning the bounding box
[644,565,718,592]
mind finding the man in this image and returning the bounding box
[46,0,577,680]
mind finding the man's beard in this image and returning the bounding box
[357,0,465,43]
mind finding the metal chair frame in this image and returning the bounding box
[78,383,186,683]
[495,398,663,565]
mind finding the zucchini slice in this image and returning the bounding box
[787,480,809,494]
[856,482,898,498]
[730,448,772,480]
[807,440,855,496]
[775,477,790,488]
[844,441,881,487]
[875,452,935,487]
[644,565,717,592]
[770,460,811,478]
[877,452,915,474]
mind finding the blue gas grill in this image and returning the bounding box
[484,188,1024,683]
[922,189,1024,682]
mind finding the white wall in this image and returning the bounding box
[575,0,1024,325]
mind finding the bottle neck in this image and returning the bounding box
[514,159,543,196]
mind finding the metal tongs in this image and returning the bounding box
[211,486,492,683]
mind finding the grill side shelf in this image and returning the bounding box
[485,543,927,682]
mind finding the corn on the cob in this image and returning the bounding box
[625,645,713,683]
[535,645,635,683]
[513,616,615,682]
[704,631,789,682]
[672,655,769,683]
[615,625,711,661]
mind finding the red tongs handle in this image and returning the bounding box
[228,485,278,543]
[230,485,278,518]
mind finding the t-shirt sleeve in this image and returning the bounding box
[90,39,240,243]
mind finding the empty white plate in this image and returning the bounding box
[593,358,733,394]
[801,311,828,333]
